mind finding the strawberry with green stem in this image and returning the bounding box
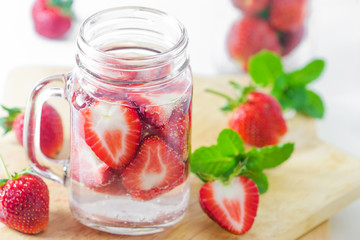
[207,82,287,147]
[191,129,294,234]
[32,0,74,39]
[0,155,49,234]
[248,50,325,118]
[0,104,64,158]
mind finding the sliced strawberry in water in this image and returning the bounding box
[81,100,141,169]
[128,91,183,127]
[92,173,127,196]
[71,138,113,188]
[199,176,259,235]
[159,107,190,158]
[122,136,186,200]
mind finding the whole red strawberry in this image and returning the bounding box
[199,176,259,234]
[227,16,282,71]
[32,0,73,39]
[269,0,307,32]
[280,26,305,56]
[228,91,287,147]
[207,83,287,147]
[231,0,269,15]
[0,157,49,234]
[0,104,63,158]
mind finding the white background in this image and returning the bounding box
[1,0,360,238]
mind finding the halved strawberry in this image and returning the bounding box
[127,91,183,127]
[159,106,190,158]
[71,137,113,188]
[199,176,259,235]
[122,136,186,200]
[81,100,141,169]
[92,173,127,196]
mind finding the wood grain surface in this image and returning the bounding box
[1,66,358,239]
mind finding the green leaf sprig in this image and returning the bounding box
[248,50,325,118]
[190,129,294,194]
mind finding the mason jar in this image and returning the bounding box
[23,6,192,235]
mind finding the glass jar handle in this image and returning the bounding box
[23,73,70,186]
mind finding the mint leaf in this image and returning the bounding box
[298,90,325,118]
[284,85,307,109]
[287,59,325,86]
[245,148,263,172]
[258,143,295,169]
[243,171,268,194]
[249,50,284,86]
[191,146,238,180]
[217,129,245,157]
[240,148,269,193]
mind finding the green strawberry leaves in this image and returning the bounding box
[0,105,22,134]
[248,50,325,118]
[191,129,294,194]
[0,154,33,187]
[49,0,74,17]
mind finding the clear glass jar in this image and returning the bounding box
[23,7,192,235]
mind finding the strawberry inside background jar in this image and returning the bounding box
[227,0,311,71]
[23,7,192,235]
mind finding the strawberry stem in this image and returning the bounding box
[0,155,10,179]
[205,89,234,102]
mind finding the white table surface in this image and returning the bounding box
[1,0,360,239]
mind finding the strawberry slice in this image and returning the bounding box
[92,173,127,196]
[199,176,259,234]
[127,90,183,127]
[71,137,113,188]
[122,136,186,200]
[159,106,190,158]
[81,100,141,169]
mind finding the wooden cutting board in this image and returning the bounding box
[2,66,359,239]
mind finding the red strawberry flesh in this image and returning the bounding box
[92,174,127,196]
[71,137,113,188]
[159,106,190,158]
[81,100,141,169]
[128,91,183,127]
[122,136,186,200]
[199,176,259,235]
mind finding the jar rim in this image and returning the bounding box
[77,6,188,66]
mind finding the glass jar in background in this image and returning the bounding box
[23,7,192,235]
